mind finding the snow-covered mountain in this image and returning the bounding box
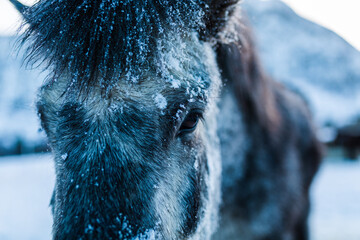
[243,0,360,127]
[0,36,46,155]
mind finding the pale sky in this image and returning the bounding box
[0,0,359,50]
[282,0,360,50]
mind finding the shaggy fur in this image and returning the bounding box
[10,0,322,239]
[20,0,211,92]
[213,11,322,239]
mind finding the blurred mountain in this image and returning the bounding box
[243,0,360,127]
[0,36,46,155]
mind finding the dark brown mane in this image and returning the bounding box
[215,9,322,192]
[215,15,281,133]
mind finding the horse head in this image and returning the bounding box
[12,0,241,239]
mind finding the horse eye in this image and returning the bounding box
[178,111,202,135]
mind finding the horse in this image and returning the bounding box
[10,0,322,239]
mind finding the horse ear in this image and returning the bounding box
[9,0,28,18]
[204,0,241,37]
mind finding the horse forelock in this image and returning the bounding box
[20,0,213,91]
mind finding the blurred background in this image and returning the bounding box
[0,0,359,239]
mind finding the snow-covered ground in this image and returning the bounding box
[0,154,54,240]
[310,160,360,240]
[0,154,359,240]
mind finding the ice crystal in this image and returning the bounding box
[154,93,167,110]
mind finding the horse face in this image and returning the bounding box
[37,33,221,239]
[13,0,242,238]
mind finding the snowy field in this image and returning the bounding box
[0,154,359,240]
[309,160,360,240]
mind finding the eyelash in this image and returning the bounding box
[177,110,203,136]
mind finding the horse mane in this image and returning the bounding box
[215,11,281,133]
[215,8,323,186]
[20,0,210,91]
